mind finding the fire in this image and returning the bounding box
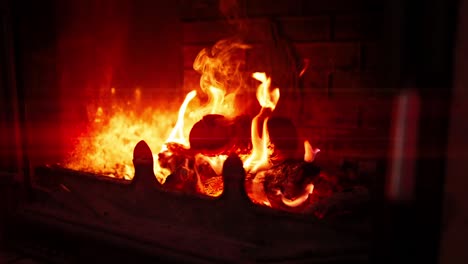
[65,39,248,183]
[194,39,250,96]
[304,140,320,162]
[252,72,280,110]
[279,183,314,207]
[64,89,179,180]
[162,90,197,150]
[194,154,227,197]
[65,37,319,210]
[243,72,279,174]
[150,81,241,184]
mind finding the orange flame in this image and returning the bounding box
[162,90,197,150]
[247,171,272,207]
[252,72,280,110]
[304,140,320,162]
[243,72,279,174]
[279,183,314,207]
[65,89,179,180]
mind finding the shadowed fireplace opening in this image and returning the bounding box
[11,0,388,218]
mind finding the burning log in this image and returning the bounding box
[267,116,300,160]
[158,143,198,193]
[194,154,224,196]
[262,160,320,197]
[189,114,234,154]
[255,160,320,210]
[189,114,252,155]
[188,114,299,157]
[243,158,370,218]
[156,107,369,217]
[230,114,253,155]
[158,143,195,171]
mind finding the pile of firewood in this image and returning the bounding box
[157,114,370,218]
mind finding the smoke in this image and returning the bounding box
[193,38,250,95]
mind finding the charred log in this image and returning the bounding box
[189,114,252,155]
[252,160,320,211]
[262,159,320,199]
[164,167,198,194]
[267,116,299,159]
[229,114,252,154]
[243,158,370,218]
[189,114,233,154]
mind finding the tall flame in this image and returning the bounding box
[243,72,280,174]
[162,90,197,150]
[252,72,280,110]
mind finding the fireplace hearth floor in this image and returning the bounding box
[7,143,371,263]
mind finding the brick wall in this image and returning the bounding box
[180,0,392,166]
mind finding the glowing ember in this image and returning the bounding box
[279,183,314,207]
[194,154,227,197]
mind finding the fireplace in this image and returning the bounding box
[0,0,458,263]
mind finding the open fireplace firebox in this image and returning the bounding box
[0,0,460,263]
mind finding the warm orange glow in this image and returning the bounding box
[65,94,179,180]
[66,40,249,184]
[207,86,224,114]
[252,72,280,110]
[162,90,197,150]
[243,72,280,174]
[243,116,272,173]
[247,171,272,207]
[134,88,141,102]
[197,154,228,176]
[64,36,323,211]
[279,183,314,207]
[194,154,227,197]
[152,40,251,186]
[194,39,250,96]
[94,107,104,123]
[304,140,320,162]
